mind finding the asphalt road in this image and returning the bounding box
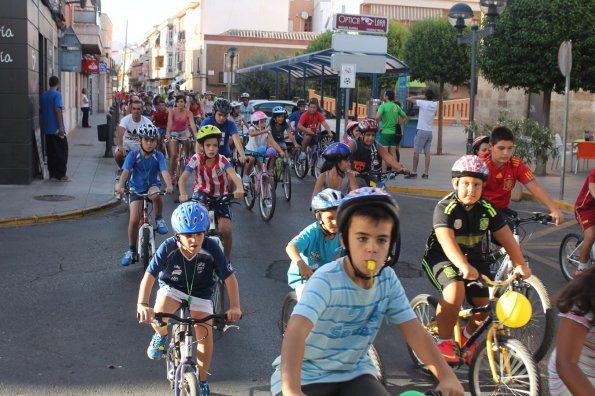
[0,176,578,395]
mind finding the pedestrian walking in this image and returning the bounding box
[40,76,69,181]
[81,88,91,128]
[405,89,437,179]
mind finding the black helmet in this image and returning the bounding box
[296,99,306,106]
[213,98,231,115]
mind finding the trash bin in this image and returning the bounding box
[401,118,417,148]
[366,99,382,119]
[97,124,108,142]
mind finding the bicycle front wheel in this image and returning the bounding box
[367,345,387,387]
[180,371,200,396]
[294,150,308,179]
[282,162,291,201]
[280,290,297,336]
[469,337,539,396]
[558,233,581,281]
[508,275,555,362]
[243,176,256,209]
[259,176,276,221]
[212,276,226,333]
[138,228,150,269]
[407,294,438,373]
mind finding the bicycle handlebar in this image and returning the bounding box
[190,192,237,207]
[359,169,409,180]
[153,312,228,327]
[164,136,194,143]
[122,189,167,197]
[467,274,519,289]
[506,212,553,226]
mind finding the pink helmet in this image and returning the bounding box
[345,121,359,137]
[451,155,488,181]
[252,111,267,122]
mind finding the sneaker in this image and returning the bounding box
[242,175,250,187]
[156,218,169,235]
[298,152,306,161]
[199,381,211,396]
[404,173,417,179]
[147,333,167,360]
[438,340,461,364]
[422,173,429,179]
[575,267,585,276]
[121,249,135,266]
[460,327,478,365]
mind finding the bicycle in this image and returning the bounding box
[270,154,292,201]
[243,150,276,221]
[191,192,237,337]
[154,302,239,395]
[279,279,387,386]
[123,188,166,269]
[166,135,194,189]
[293,130,333,179]
[559,232,595,281]
[358,169,408,191]
[485,212,555,362]
[409,274,540,396]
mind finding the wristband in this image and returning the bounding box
[137,302,149,307]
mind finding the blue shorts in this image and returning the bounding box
[191,192,233,220]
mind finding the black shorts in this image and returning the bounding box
[422,254,491,302]
[274,374,388,396]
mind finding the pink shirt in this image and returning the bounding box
[171,109,189,131]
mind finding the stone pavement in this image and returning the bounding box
[0,119,587,227]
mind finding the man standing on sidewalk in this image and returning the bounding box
[405,90,437,179]
[40,76,69,182]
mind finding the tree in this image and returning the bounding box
[237,51,288,99]
[402,18,470,155]
[305,30,333,53]
[481,0,595,129]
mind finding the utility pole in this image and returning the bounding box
[121,19,128,93]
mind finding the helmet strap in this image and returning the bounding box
[317,213,336,237]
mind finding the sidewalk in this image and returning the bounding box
[387,125,585,212]
[0,112,119,227]
[0,120,586,227]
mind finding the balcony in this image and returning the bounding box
[72,10,103,55]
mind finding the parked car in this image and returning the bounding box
[249,99,341,135]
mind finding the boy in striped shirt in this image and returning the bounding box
[178,125,244,261]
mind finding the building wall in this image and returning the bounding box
[201,0,289,35]
[360,0,479,25]
[289,0,314,32]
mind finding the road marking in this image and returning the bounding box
[524,249,560,270]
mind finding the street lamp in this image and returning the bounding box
[448,1,507,153]
[226,47,238,100]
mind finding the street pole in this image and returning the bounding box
[121,20,128,93]
[468,25,478,154]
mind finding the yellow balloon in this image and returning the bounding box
[496,290,532,328]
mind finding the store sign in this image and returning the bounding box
[99,61,107,73]
[82,59,99,74]
[333,13,389,34]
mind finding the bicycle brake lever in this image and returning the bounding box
[222,324,240,332]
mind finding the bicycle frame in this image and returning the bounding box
[173,302,198,396]
[139,197,156,258]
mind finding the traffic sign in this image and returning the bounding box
[331,54,386,74]
[333,13,389,34]
[340,64,356,89]
[558,40,572,77]
[331,34,387,54]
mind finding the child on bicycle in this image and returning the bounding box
[421,155,531,364]
[241,111,284,186]
[178,125,244,262]
[347,119,408,187]
[273,187,463,396]
[472,135,490,156]
[199,98,246,163]
[313,143,358,196]
[268,106,298,171]
[573,167,595,275]
[548,265,595,396]
[136,201,242,396]
[297,98,334,158]
[286,189,344,299]
[116,123,173,266]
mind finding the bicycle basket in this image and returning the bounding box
[496,290,532,328]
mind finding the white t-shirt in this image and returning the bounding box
[246,126,269,152]
[416,99,437,132]
[119,114,151,149]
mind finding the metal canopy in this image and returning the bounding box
[236,48,409,79]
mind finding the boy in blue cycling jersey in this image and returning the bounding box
[199,98,245,162]
[115,123,173,266]
[273,188,463,396]
[137,201,241,396]
[286,189,344,299]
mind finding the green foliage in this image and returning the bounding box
[305,30,333,53]
[481,0,595,94]
[493,111,558,167]
[237,51,288,99]
[401,18,470,86]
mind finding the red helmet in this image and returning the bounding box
[452,155,488,181]
[358,119,378,133]
[472,135,490,153]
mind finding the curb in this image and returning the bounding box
[0,198,122,228]
[388,186,575,212]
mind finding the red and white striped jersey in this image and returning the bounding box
[186,152,231,196]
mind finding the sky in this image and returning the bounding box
[101,0,192,47]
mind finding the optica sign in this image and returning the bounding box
[333,13,389,34]
[82,59,99,74]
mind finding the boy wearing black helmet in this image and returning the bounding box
[421,155,530,365]
[272,187,463,396]
[199,98,246,163]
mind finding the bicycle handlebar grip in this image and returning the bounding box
[425,391,442,396]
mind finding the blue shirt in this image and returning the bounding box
[286,222,343,288]
[239,103,254,123]
[200,117,238,157]
[289,110,304,133]
[122,149,168,192]
[271,258,416,394]
[40,89,63,135]
[147,236,233,300]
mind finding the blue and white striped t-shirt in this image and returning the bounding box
[271,257,416,395]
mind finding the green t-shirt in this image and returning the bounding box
[377,102,406,134]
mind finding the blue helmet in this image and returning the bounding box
[272,106,287,116]
[322,142,351,160]
[311,188,343,213]
[171,202,210,234]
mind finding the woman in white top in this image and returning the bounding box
[81,88,90,128]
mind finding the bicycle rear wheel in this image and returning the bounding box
[280,290,297,336]
[407,294,438,374]
[558,233,581,281]
[508,275,555,362]
[180,371,200,396]
[469,337,539,396]
[294,150,308,179]
[243,175,256,209]
[212,276,226,334]
[259,176,276,221]
[138,228,150,269]
[367,345,387,386]
[282,162,291,201]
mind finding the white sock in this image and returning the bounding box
[463,327,472,339]
[438,338,451,345]
[578,261,589,270]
